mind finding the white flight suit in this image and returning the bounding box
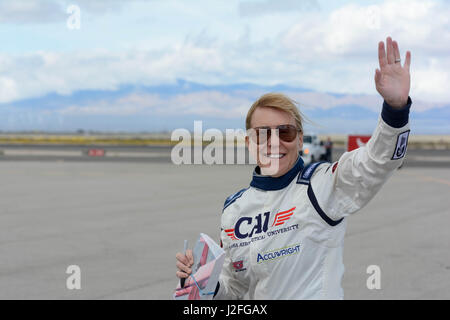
[214,98,412,299]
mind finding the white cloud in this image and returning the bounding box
[0,43,227,103]
[413,58,450,102]
[0,0,63,24]
[0,77,19,102]
[239,0,320,16]
[0,0,147,24]
[281,0,447,58]
[0,0,449,106]
[279,0,450,101]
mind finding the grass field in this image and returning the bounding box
[0,133,449,149]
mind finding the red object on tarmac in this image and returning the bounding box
[87,149,105,157]
[347,135,371,152]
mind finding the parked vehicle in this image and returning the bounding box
[301,134,327,165]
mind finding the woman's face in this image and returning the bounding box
[246,106,303,177]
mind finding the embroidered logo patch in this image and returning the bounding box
[392,130,410,160]
[232,259,247,272]
[297,162,324,185]
[256,243,301,264]
[271,207,295,227]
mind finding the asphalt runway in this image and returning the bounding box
[0,158,449,300]
[1,145,450,168]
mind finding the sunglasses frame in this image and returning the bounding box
[248,124,302,144]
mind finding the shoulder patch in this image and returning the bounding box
[223,188,248,212]
[391,130,410,160]
[297,161,327,185]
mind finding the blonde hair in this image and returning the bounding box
[245,93,304,132]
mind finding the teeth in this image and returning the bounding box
[267,154,285,159]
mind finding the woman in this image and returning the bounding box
[176,37,412,299]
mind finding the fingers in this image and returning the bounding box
[176,252,189,265]
[186,249,194,265]
[176,250,193,265]
[379,36,410,70]
[386,36,395,64]
[176,260,192,275]
[175,251,194,279]
[176,270,190,279]
[374,68,381,85]
[378,41,387,68]
[393,38,411,72]
[404,50,411,72]
[392,40,401,62]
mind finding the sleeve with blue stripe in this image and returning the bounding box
[308,98,412,220]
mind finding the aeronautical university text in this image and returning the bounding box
[228,224,299,250]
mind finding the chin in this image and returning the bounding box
[261,161,289,177]
[258,152,297,177]
[274,156,297,177]
[272,166,289,177]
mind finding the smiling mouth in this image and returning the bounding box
[264,153,286,159]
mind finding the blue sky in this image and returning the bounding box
[0,0,449,133]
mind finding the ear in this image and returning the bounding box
[298,133,303,151]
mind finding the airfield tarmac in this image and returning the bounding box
[0,150,449,299]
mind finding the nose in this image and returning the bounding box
[267,129,280,152]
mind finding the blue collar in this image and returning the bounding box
[250,154,304,191]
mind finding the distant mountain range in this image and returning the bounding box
[0,79,448,134]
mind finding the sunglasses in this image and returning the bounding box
[248,124,301,144]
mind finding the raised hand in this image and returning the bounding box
[375,36,411,108]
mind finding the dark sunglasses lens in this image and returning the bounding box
[250,126,297,144]
[249,128,269,144]
[257,128,270,144]
[278,126,297,142]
